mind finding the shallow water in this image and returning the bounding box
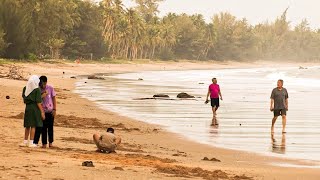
[75,66,320,163]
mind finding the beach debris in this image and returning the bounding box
[63,71,65,74]
[177,92,195,98]
[134,97,155,100]
[240,123,242,126]
[6,95,10,99]
[84,82,87,83]
[9,112,24,119]
[138,78,143,81]
[155,165,230,179]
[299,66,308,69]
[70,76,76,79]
[198,82,204,84]
[134,97,175,100]
[1,65,26,80]
[88,75,105,80]
[121,127,140,132]
[233,175,253,180]
[172,151,187,157]
[202,157,221,162]
[82,161,94,167]
[113,167,124,171]
[153,94,169,98]
[9,65,26,80]
[203,157,209,161]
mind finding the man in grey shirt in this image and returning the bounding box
[270,79,289,134]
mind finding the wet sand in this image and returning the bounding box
[0,61,320,180]
[76,67,320,162]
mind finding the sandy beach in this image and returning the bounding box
[1,60,320,180]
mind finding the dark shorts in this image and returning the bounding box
[274,109,287,117]
[210,98,220,108]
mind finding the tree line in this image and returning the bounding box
[0,0,320,61]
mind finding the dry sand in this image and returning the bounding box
[0,60,319,180]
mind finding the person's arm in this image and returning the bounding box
[270,89,275,111]
[285,89,289,110]
[36,88,45,120]
[219,90,223,100]
[41,90,48,98]
[52,87,57,117]
[52,96,57,117]
[270,99,274,111]
[115,136,121,145]
[205,88,210,103]
[37,103,45,120]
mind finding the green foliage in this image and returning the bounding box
[0,0,31,59]
[26,53,38,61]
[63,0,106,59]
[0,30,6,56]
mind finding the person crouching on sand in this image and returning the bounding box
[93,128,121,153]
[20,75,45,147]
[205,78,223,126]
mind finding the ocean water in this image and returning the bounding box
[75,66,320,163]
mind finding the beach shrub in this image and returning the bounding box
[0,30,6,56]
[158,48,175,61]
[26,53,38,61]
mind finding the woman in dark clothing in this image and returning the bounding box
[20,75,45,148]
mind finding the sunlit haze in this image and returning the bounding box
[98,0,320,29]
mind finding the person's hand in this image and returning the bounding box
[220,97,223,101]
[205,100,209,104]
[285,106,288,111]
[52,110,56,117]
[41,112,45,120]
[42,91,48,98]
[270,107,274,112]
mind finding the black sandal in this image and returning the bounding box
[82,161,94,167]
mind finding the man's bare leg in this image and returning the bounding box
[215,107,219,125]
[93,134,101,151]
[282,115,287,133]
[93,134,100,145]
[211,106,217,126]
[271,116,278,134]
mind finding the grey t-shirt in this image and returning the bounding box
[98,132,117,152]
[270,88,289,110]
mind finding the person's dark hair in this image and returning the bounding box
[39,76,47,83]
[278,79,284,84]
[212,78,217,82]
[106,127,115,133]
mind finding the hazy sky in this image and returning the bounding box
[116,0,320,29]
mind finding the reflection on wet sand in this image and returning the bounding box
[209,124,219,135]
[271,134,286,154]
